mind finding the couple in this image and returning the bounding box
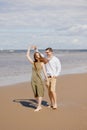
[26,46,61,112]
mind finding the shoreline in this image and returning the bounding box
[0,73,87,130]
[0,72,87,87]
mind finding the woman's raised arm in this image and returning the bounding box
[26,47,34,64]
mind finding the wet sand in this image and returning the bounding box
[0,73,87,130]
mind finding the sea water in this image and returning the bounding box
[0,49,87,86]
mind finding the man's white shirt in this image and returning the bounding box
[35,49,61,76]
[45,56,61,77]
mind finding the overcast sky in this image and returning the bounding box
[0,0,87,50]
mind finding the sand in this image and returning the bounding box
[0,73,87,130]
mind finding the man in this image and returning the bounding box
[34,46,61,109]
[45,48,61,109]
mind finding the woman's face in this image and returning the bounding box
[35,53,40,60]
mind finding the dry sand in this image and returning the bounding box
[0,73,87,130]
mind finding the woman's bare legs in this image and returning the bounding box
[34,97,42,112]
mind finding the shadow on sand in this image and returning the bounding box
[13,99,49,110]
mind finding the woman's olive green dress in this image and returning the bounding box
[31,62,44,97]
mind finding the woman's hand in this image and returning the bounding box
[31,45,37,50]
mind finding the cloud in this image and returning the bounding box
[0,0,87,49]
[72,38,79,44]
[0,0,87,29]
[69,24,87,32]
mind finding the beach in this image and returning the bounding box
[0,73,87,130]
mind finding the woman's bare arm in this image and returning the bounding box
[26,47,34,64]
[41,63,48,80]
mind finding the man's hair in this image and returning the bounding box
[45,47,53,52]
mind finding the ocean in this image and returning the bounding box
[0,49,87,86]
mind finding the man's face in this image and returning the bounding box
[45,50,52,57]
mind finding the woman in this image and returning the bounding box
[26,46,48,112]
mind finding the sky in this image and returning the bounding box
[0,0,87,50]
